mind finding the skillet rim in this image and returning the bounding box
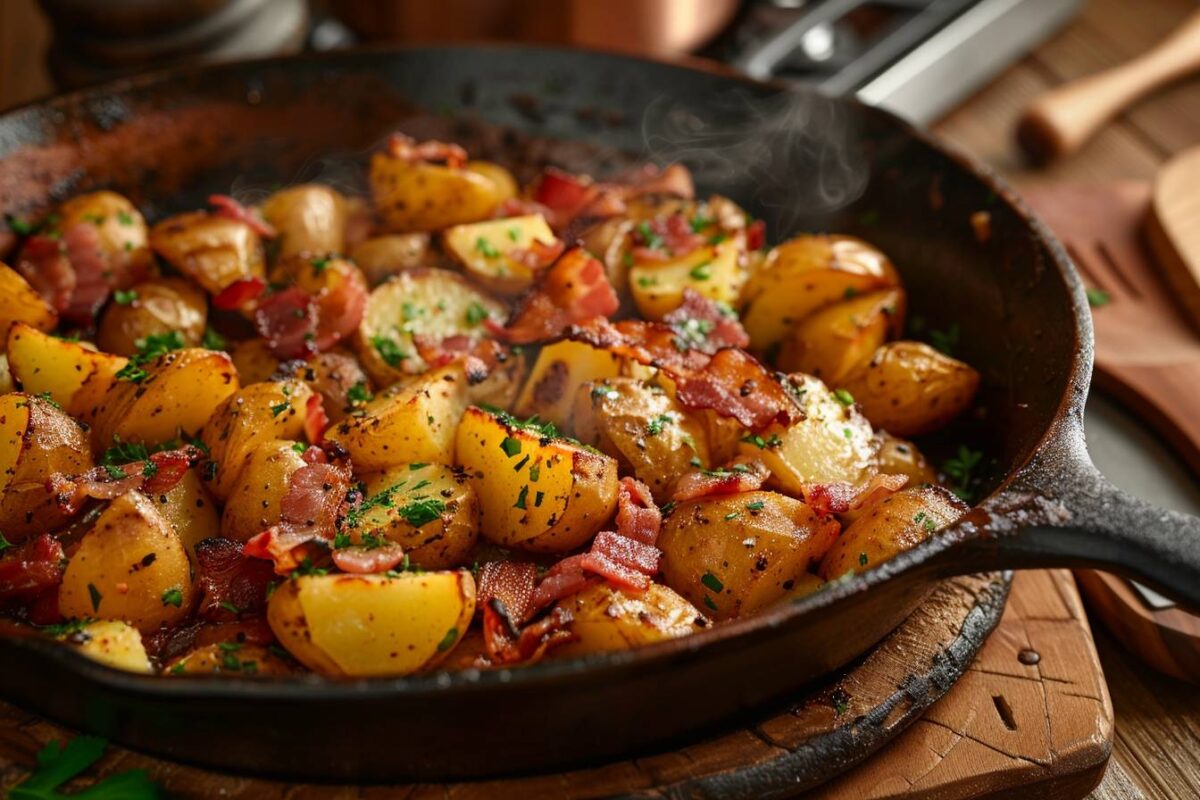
[0,42,1092,699]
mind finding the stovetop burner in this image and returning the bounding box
[710,0,1082,125]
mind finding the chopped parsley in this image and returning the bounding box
[311,255,332,274]
[161,587,183,608]
[1086,288,1110,308]
[409,462,428,471]
[514,485,529,510]
[40,618,92,637]
[103,465,128,480]
[636,274,657,288]
[113,289,138,305]
[142,461,158,479]
[218,601,241,615]
[99,436,149,466]
[465,302,489,326]
[741,433,782,450]
[370,334,408,367]
[703,595,718,612]
[689,214,712,233]
[437,627,460,652]
[0,532,11,554]
[270,402,290,417]
[688,262,712,281]
[507,227,521,242]
[347,381,373,406]
[942,445,984,502]
[201,327,227,351]
[398,496,446,527]
[116,209,135,226]
[591,384,619,402]
[928,323,960,356]
[5,215,34,236]
[645,414,673,436]
[746,500,765,512]
[859,552,869,566]
[87,583,102,613]
[700,572,724,593]
[833,388,855,406]
[114,363,149,384]
[34,391,61,410]
[132,330,185,365]
[474,237,501,259]
[724,511,740,521]
[635,220,664,250]
[500,436,523,457]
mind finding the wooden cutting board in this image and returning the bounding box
[0,571,1111,799]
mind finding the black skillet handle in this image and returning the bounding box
[948,446,1200,611]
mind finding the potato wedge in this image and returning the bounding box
[326,364,467,472]
[199,378,311,500]
[819,484,967,579]
[876,431,937,485]
[370,151,510,232]
[571,378,709,502]
[59,620,153,674]
[350,463,479,569]
[740,373,877,493]
[6,323,127,413]
[841,341,981,437]
[0,393,92,539]
[512,340,631,432]
[96,277,208,357]
[260,183,347,259]
[456,406,619,552]
[741,234,901,354]
[89,348,240,452]
[776,288,905,384]
[149,210,265,294]
[165,643,295,677]
[443,214,557,295]
[354,267,504,385]
[59,491,195,632]
[149,467,220,560]
[267,571,476,677]
[0,263,57,340]
[350,234,433,286]
[552,583,707,657]
[629,239,744,321]
[659,490,840,620]
[221,440,308,542]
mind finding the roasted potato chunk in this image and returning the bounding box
[350,234,433,286]
[267,571,476,677]
[741,234,901,354]
[513,340,634,432]
[149,210,265,294]
[89,348,240,452]
[552,583,707,657]
[456,406,619,553]
[220,440,308,542]
[166,643,295,677]
[571,378,709,502]
[876,431,937,485]
[741,373,877,494]
[369,150,513,232]
[6,323,127,414]
[96,277,208,357]
[351,463,479,569]
[59,491,195,633]
[278,351,370,423]
[841,341,980,437]
[229,339,280,385]
[443,214,557,295]
[354,268,504,386]
[59,620,153,674]
[0,392,93,539]
[57,191,153,276]
[0,263,57,339]
[820,484,967,579]
[260,183,347,259]
[149,467,220,560]
[629,239,744,321]
[659,491,840,620]
[199,378,312,500]
[326,364,467,472]
[776,287,905,384]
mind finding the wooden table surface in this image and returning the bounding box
[2,0,1199,798]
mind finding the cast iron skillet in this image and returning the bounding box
[0,46,1198,783]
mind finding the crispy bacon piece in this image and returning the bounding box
[386,133,468,169]
[146,616,275,663]
[0,535,65,603]
[15,234,74,313]
[60,223,112,325]
[311,270,368,352]
[142,449,196,495]
[244,461,351,574]
[477,561,538,626]
[615,477,661,546]
[746,219,766,252]
[209,194,277,238]
[533,168,592,212]
[488,247,619,344]
[195,538,277,621]
[213,277,266,310]
[332,543,406,574]
[528,561,597,613]
[482,601,574,666]
[26,588,62,626]
[50,445,204,515]
[664,289,750,353]
[673,458,770,502]
[413,335,506,385]
[508,237,566,270]
[802,474,909,517]
[304,394,330,446]
[254,287,318,360]
[591,530,660,575]
[632,213,704,260]
[520,164,693,233]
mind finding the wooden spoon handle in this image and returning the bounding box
[1017,10,1200,161]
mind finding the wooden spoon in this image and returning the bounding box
[1147,145,1200,338]
[1016,10,1200,162]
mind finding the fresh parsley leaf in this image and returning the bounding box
[113,289,138,306]
[116,210,135,226]
[464,302,489,326]
[0,531,12,554]
[114,363,148,384]
[701,572,724,593]
[10,736,161,800]
[688,262,712,281]
[474,237,501,259]
[928,323,960,356]
[99,436,150,467]
[269,402,290,417]
[437,627,459,652]
[370,334,407,368]
[346,381,373,406]
[34,392,62,410]
[160,587,183,608]
[1086,288,1110,308]
[201,328,227,351]
[6,215,35,236]
[397,496,446,527]
[833,388,855,406]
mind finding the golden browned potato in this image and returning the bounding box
[552,583,707,657]
[59,491,195,633]
[96,277,208,357]
[741,234,901,355]
[267,571,476,677]
[0,356,12,394]
[349,463,479,569]
[468,345,528,409]
[0,263,57,339]
[270,253,368,311]
[149,467,220,560]
[841,341,981,437]
[88,348,240,451]
[6,323,127,413]
[442,214,557,295]
[278,350,370,423]
[0,392,93,539]
[165,643,295,677]
[571,378,710,502]
[629,239,745,322]
[353,267,505,386]
[776,287,905,385]
[326,364,467,472]
[199,378,312,500]
[220,439,307,542]
[349,234,433,286]
[229,339,280,385]
[512,340,634,432]
[466,160,519,200]
[659,490,840,620]
[740,373,877,494]
[58,620,153,674]
[819,484,967,579]
[149,210,265,294]
[456,405,619,553]
[260,183,347,259]
[369,150,512,232]
[56,191,154,278]
[579,217,636,296]
[876,431,937,485]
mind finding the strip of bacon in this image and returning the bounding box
[482,601,574,666]
[195,537,277,621]
[332,542,406,574]
[254,287,318,360]
[304,394,330,446]
[591,530,660,575]
[15,234,74,314]
[477,561,538,626]
[209,194,277,238]
[802,473,909,517]
[615,477,661,546]
[213,277,266,310]
[60,223,114,325]
[508,237,566,270]
[0,534,65,603]
[386,133,468,169]
[664,289,750,353]
[243,460,351,575]
[310,269,368,352]
[49,445,204,515]
[746,219,766,251]
[527,560,597,613]
[673,457,770,502]
[487,247,619,344]
[413,335,504,386]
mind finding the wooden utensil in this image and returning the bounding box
[1147,145,1200,338]
[1016,10,1200,162]
[1022,181,1200,683]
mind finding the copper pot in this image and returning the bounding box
[333,0,741,54]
